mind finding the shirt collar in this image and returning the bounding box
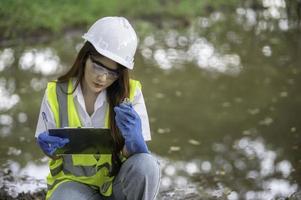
[73,79,107,110]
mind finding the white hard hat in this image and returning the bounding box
[82,16,138,69]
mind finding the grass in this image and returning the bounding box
[0,0,242,41]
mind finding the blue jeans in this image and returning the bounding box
[49,153,161,200]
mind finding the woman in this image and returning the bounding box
[35,17,160,200]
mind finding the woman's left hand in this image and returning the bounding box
[114,103,149,155]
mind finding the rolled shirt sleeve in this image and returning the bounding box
[35,92,57,138]
[132,87,151,141]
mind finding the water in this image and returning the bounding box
[0,7,301,200]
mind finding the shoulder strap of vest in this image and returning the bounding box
[129,79,142,101]
[47,81,60,128]
[47,80,69,128]
[56,81,69,128]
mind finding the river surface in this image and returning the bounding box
[0,5,300,200]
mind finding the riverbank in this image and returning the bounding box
[0,189,45,200]
[1,187,300,200]
[0,167,300,200]
[0,0,241,42]
[2,0,300,47]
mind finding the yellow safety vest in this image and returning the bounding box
[45,78,142,199]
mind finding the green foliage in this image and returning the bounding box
[0,0,240,40]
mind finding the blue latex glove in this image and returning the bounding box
[114,103,149,154]
[37,131,69,156]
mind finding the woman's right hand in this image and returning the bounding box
[37,131,69,156]
[114,103,148,155]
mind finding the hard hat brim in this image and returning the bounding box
[82,35,134,70]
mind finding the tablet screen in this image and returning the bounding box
[48,128,113,154]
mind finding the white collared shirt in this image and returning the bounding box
[35,81,151,141]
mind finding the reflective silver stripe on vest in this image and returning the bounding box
[97,163,111,172]
[100,181,112,193]
[50,163,63,177]
[48,82,68,178]
[62,155,97,177]
[56,82,69,128]
[47,179,63,191]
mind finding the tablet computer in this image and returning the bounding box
[48,128,113,155]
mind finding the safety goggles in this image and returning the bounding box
[89,55,119,80]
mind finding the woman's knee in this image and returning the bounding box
[112,154,161,200]
[125,153,160,179]
[49,181,102,200]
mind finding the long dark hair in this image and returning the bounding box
[57,41,130,176]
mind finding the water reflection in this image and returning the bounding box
[0,48,14,72]
[262,45,272,57]
[140,3,291,76]
[0,114,13,137]
[0,114,13,126]
[0,133,299,199]
[19,48,62,75]
[236,0,288,31]
[30,77,48,91]
[157,136,298,199]
[0,160,48,197]
[17,112,28,123]
[0,79,19,112]
[262,0,286,19]
[236,8,257,28]
[141,31,242,75]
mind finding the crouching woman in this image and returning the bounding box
[35,17,160,200]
